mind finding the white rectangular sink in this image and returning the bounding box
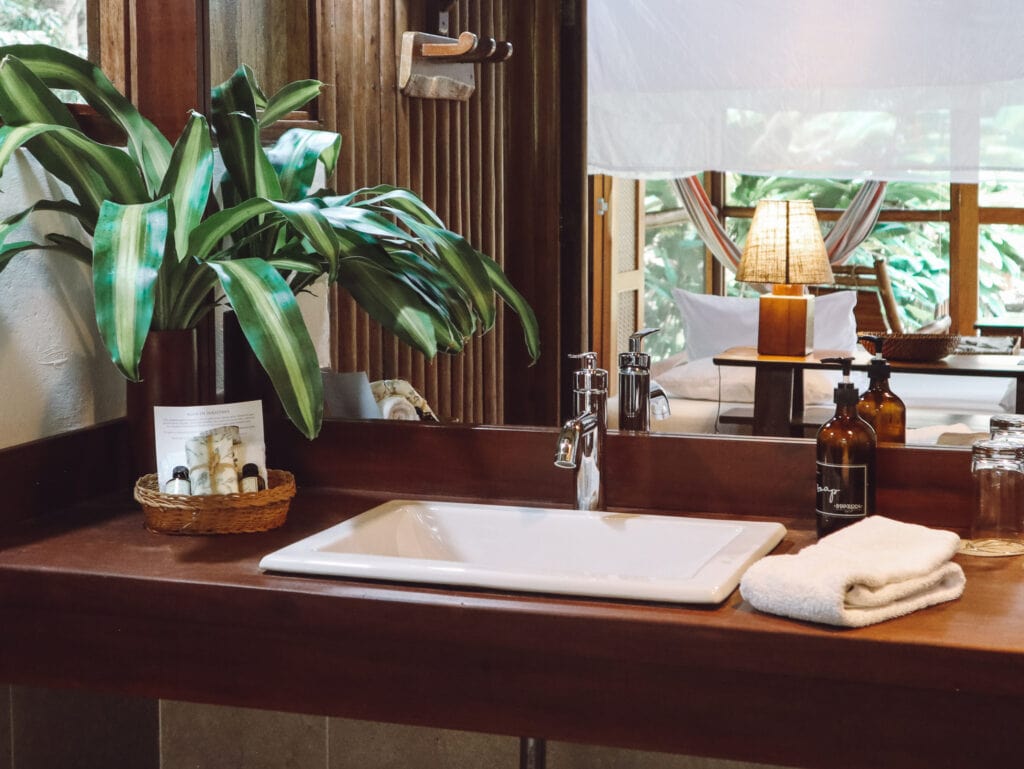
[259,500,786,604]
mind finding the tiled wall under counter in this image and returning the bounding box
[2,691,796,769]
[159,701,326,769]
[327,718,518,769]
[9,686,157,769]
[547,741,792,769]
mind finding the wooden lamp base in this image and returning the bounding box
[757,285,814,356]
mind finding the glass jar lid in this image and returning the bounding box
[990,413,1024,437]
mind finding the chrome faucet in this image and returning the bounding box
[554,352,607,511]
[618,328,671,432]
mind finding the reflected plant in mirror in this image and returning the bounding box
[0,44,540,440]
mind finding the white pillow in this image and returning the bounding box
[656,356,836,404]
[670,288,858,358]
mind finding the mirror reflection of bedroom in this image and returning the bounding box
[591,3,1024,447]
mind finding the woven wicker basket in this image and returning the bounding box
[863,333,961,362]
[134,469,296,535]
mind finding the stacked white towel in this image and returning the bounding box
[739,516,966,628]
[379,395,419,420]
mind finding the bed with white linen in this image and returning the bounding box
[608,289,1010,445]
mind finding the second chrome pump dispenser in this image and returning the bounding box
[618,328,670,432]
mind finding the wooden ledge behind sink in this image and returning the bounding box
[270,419,974,533]
[0,417,973,531]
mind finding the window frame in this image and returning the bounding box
[53,0,325,143]
[701,171,1024,335]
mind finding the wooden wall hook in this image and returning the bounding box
[400,31,476,101]
[419,30,478,58]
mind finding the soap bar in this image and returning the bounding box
[211,463,239,494]
[190,467,213,495]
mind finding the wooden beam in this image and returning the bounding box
[129,0,205,140]
[950,183,980,334]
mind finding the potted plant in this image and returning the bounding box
[0,44,540,442]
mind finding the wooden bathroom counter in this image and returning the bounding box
[0,487,1022,769]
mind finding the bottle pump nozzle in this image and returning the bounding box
[822,356,859,405]
[858,334,891,382]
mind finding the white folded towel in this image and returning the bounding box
[739,516,966,628]
[379,395,419,420]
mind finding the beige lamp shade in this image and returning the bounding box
[736,200,833,285]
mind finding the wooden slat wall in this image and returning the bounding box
[208,0,312,96]
[328,0,507,425]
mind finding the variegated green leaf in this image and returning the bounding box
[335,256,446,357]
[0,230,91,275]
[365,214,496,330]
[479,251,541,363]
[267,128,341,200]
[158,111,214,261]
[211,67,283,201]
[0,56,144,212]
[386,248,476,340]
[191,197,345,280]
[0,239,69,273]
[92,198,169,381]
[208,258,323,439]
[260,79,323,129]
[213,111,283,202]
[212,65,263,118]
[0,122,147,210]
[45,233,93,263]
[317,204,413,241]
[1,198,94,237]
[0,45,171,194]
[333,184,446,228]
[421,226,495,329]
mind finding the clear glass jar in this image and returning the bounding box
[990,414,1024,441]
[964,439,1024,556]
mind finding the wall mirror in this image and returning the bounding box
[317,0,1022,454]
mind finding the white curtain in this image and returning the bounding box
[588,0,1024,182]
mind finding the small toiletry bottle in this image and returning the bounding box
[856,335,906,444]
[816,357,877,538]
[164,466,191,495]
[241,463,263,493]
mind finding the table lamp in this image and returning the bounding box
[736,199,834,356]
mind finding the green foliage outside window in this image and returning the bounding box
[642,173,1024,362]
[0,0,83,53]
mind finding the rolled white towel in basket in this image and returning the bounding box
[379,395,419,420]
[739,516,965,628]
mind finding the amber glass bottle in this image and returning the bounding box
[816,358,877,538]
[856,338,906,444]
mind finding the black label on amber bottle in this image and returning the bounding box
[816,461,869,518]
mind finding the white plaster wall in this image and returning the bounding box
[0,152,125,449]
[0,150,331,450]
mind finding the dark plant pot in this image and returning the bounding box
[222,311,283,422]
[126,329,199,478]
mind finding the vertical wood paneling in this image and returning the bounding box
[208,1,311,94]
[328,0,509,424]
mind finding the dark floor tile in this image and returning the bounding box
[10,686,157,769]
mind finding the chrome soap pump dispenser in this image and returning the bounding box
[856,334,906,444]
[618,328,670,432]
[816,357,877,538]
